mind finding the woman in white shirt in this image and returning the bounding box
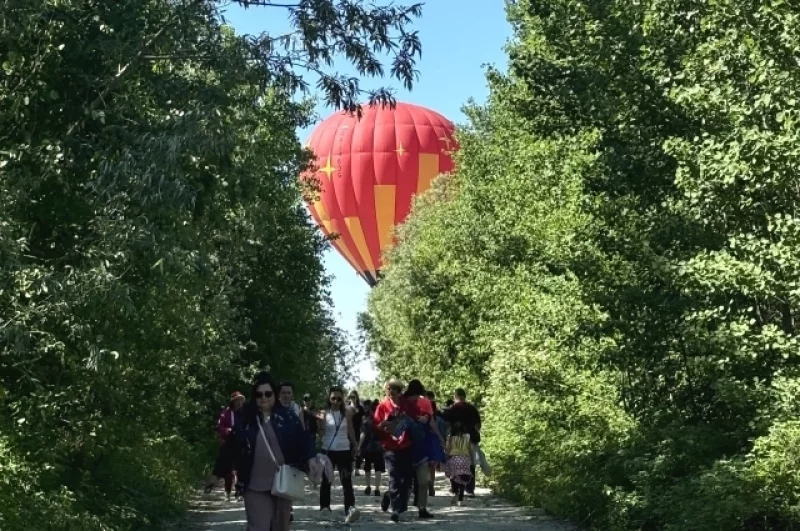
[317,386,361,524]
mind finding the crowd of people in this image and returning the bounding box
[204,372,484,530]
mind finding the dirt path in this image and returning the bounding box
[183,471,574,531]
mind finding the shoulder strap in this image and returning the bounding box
[326,410,345,452]
[257,417,278,465]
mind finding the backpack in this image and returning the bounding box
[393,414,426,443]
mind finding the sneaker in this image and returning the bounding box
[381,492,390,512]
[364,486,371,496]
[354,470,361,476]
[390,512,400,523]
[345,508,361,524]
[450,494,459,506]
[374,489,381,498]
[419,509,434,519]
[320,507,332,518]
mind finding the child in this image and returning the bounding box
[444,421,473,506]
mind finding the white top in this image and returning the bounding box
[322,410,350,451]
[289,401,302,418]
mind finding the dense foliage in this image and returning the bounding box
[0,0,420,529]
[364,1,800,529]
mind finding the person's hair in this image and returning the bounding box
[278,381,294,393]
[372,399,380,408]
[445,399,455,408]
[349,389,360,402]
[454,388,467,400]
[426,390,436,400]
[385,378,404,392]
[328,386,346,413]
[404,379,425,398]
[450,420,468,436]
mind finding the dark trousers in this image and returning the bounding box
[320,450,355,513]
[384,448,413,514]
[212,439,236,494]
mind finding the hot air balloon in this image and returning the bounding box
[303,102,458,286]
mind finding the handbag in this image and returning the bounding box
[258,420,305,501]
[471,442,492,477]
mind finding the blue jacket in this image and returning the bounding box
[233,403,313,489]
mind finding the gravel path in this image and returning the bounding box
[183,471,574,531]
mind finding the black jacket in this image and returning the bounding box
[441,401,482,444]
[233,403,313,489]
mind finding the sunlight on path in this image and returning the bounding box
[184,471,574,531]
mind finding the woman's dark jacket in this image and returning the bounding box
[233,402,313,489]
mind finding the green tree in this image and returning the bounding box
[0,0,422,529]
[365,1,800,529]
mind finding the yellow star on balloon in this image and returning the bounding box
[319,155,336,180]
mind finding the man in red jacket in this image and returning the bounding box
[372,379,413,523]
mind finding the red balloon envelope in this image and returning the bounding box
[303,102,457,286]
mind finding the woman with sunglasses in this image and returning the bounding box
[317,386,361,524]
[233,372,315,531]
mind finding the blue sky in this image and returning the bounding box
[224,1,511,383]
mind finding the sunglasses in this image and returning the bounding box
[330,396,343,402]
[255,391,274,399]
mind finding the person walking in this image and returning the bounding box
[278,381,304,430]
[302,393,318,447]
[358,400,385,497]
[442,388,481,497]
[205,391,246,501]
[348,390,366,476]
[373,379,415,523]
[426,391,448,496]
[445,420,474,507]
[233,372,315,531]
[318,386,361,524]
[403,379,442,518]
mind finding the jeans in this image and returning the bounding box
[320,450,355,513]
[384,448,413,514]
[414,462,430,509]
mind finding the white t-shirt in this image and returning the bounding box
[322,410,350,451]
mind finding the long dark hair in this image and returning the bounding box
[349,389,360,403]
[404,379,425,398]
